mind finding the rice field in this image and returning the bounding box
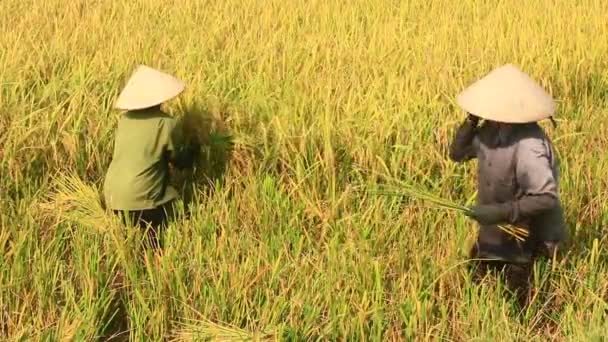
[1,0,608,340]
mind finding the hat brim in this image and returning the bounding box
[115,65,185,111]
[456,64,556,123]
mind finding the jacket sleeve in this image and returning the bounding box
[164,118,199,170]
[511,137,559,221]
[448,119,478,162]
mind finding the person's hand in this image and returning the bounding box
[465,203,512,225]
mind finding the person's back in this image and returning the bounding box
[104,108,179,211]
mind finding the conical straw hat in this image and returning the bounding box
[456,64,555,123]
[115,65,185,111]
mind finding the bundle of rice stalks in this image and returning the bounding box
[181,110,214,147]
[179,110,236,182]
[366,184,529,242]
[180,110,235,151]
[39,173,115,231]
[39,174,140,272]
[170,319,277,342]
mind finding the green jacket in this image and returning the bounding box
[103,108,196,211]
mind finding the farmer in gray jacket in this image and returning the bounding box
[449,64,567,306]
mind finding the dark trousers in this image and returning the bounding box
[469,256,532,307]
[113,205,171,249]
[468,240,557,308]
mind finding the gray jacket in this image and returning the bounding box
[449,119,567,260]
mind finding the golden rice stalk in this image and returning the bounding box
[38,173,116,232]
[366,186,529,242]
[170,319,277,342]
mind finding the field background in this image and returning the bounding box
[1,0,608,340]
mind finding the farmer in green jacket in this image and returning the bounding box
[449,64,567,306]
[104,65,198,249]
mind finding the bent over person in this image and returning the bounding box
[448,64,567,306]
[104,65,198,249]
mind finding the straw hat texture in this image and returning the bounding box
[456,64,555,123]
[115,65,185,110]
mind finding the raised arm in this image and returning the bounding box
[449,114,479,162]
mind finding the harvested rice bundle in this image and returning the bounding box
[367,184,529,242]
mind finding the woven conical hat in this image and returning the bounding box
[115,65,185,111]
[456,64,555,123]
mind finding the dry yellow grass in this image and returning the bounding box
[1,0,608,340]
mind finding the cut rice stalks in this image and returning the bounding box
[366,186,529,242]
